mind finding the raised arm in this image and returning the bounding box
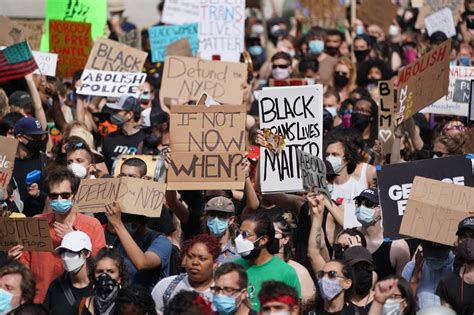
[25,74,47,130]
[307,192,328,275]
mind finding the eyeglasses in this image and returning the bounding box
[210,286,242,296]
[272,64,290,69]
[237,231,254,239]
[355,199,377,208]
[48,192,73,200]
[316,270,345,280]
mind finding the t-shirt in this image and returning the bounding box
[43,273,92,315]
[436,271,474,314]
[101,129,144,170]
[308,303,355,315]
[235,256,302,311]
[116,230,172,291]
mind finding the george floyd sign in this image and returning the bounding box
[377,155,474,240]
[0,217,53,252]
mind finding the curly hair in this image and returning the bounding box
[88,247,129,287]
[182,234,221,261]
[115,284,157,315]
[44,167,80,194]
[259,281,298,308]
[0,261,36,303]
[164,291,212,315]
[434,134,468,156]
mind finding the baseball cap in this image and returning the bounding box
[343,246,374,266]
[354,187,379,204]
[140,107,169,128]
[204,196,235,214]
[9,91,32,107]
[456,216,474,235]
[13,117,46,136]
[106,95,142,114]
[54,231,92,254]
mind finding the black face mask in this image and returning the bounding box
[351,113,371,131]
[396,13,415,31]
[334,74,349,87]
[457,238,474,262]
[333,243,345,260]
[242,242,262,260]
[24,138,46,155]
[467,19,474,29]
[367,78,379,86]
[355,49,370,62]
[354,267,373,295]
[325,46,339,56]
[55,152,67,165]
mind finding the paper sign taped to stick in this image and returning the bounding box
[0,16,33,47]
[378,80,396,154]
[85,37,147,73]
[76,69,146,98]
[0,136,18,189]
[148,23,198,62]
[168,103,246,190]
[396,39,450,122]
[297,149,329,196]
[198,0,245,62]
[32,51,58,77]
[74,177,166,217]
[259,85,323,193]
[162,0,199,25]
[49,19,91,78]
[166,38,193,58]
[357,0,398,32]
[425,7,456,38]
[421,67,474,116]
[400,176,474,246]
[0,217,53,252]
[160,56,247,105]
[13,19,44,51]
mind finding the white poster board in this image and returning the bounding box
[424,7,456,38]
[1,47,57,77]
[162,0,199,25]
[258,85,323,193]
[76,69,146,98]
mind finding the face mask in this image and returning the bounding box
[305,77,316,85]
[110,113,127,126]
[252,24,264,35]
[457,238,474,262]
[124,222,139,236]
[367,78,379,86]
[318,277,343,301]
[467,19,474,29]
[207,217,229,237]
[272,67,290,80]
[343,113,352,128]
[404,48,417,63]
[68,162,88,179]
[143,134,161,149]
[61,251,86,273]
[432,153,441,159]
[235,234,261,259]
[334,73,349,87]
[450,59,458,66]
[326,107,337,118]
[249,45,264,56]
[354,268,373,295]
[356,205,377,226]
[95,273,119,313]
[459,56,471,66]
[355,49,370,62]
[213,294,238,314]
[24,138,46,154]
[327,184,334,195]
[309,39,325,54]
[326,155,344,173]
[351,113,371,131]
[326,46,339,56]
[50,199,73,214]
[382,298,402,315]
[333,244,344,260]
[0,288,13,314]
[425,257,450,270]
[287,50,296,58]
[388,25,399,37]
[356,25,364,35]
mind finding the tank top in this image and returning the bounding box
[372,241,396,280]
[332,163,369,203]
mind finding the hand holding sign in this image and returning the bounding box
[105,201,123,228]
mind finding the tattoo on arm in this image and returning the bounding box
[316,227,322,248]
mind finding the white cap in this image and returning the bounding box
[55,231,92,254]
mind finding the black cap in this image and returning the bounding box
[9,91,32,107]
[456,216,474,235]
[343,246,374,266]
[106,95,142,113]
[354,187,379,204]
[420,241,450,259]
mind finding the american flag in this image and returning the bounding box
[0,41,38,83]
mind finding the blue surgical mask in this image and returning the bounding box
[110,113,126,126]
[326,106,338,118]
[207,217,229,237]
[213,294,238,314]
[50,199,73,214]
[0,288,14,314]
[326,155,344,173]
[425,257,450,270]
[248,45,264,56]
[309,39,325,54]
[327,184,334,195]
[355,205,376,225]
[459,56,471,66]
[318,277,343,301]
[356,25,364,35]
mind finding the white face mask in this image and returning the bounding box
[252,24,264,35]
[382,298,402,315]
[68,162,88,179]
[234,234,255,256]
[305,77,316,85]
[61,251,86,273]
[388,25,399,37]
[326,155,344,173]
[325,106,338,117]
[327,184,334,195]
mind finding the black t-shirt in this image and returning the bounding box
[436,271,474,314]
[308,303,355,315]
[101,129,145,170]
[44,273,93,315]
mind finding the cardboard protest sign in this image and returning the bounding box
[32,51,58,77]
[76,69,147,98]
[148,23,198,62]
[168,103,246,190]
[74,177,166,217]
[297,149,329,196]
[0,16,33,47]
[415,0,464,30]
[424,8,456,38]
[162,0,200,25]
[166,38,193,58]
[41,0,107,52]
[118,29,141,50]
[396,39,450,123]
[357,0,398,32]
[259,85,323,193]
[0,217,53,252]
[160,56,247,105]
[421,67,474,117]
[0,137,18,189]
[49,19,91,78]
[269,79,308,87]
[400,177,474,246]
[377,155,474,240]
[198,0,245,62]
[299,0,345,28]
[12,19,44,51]
[85,37,147,73]
[112,154,166,182]
[378,80,397,154]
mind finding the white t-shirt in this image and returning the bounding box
[151,274,213,313]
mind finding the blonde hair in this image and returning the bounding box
[331,57,357,92]
[434,134,468,155]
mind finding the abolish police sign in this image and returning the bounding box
[76,69,146,98]
[377,155,474,240]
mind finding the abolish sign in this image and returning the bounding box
[76,69,146,98]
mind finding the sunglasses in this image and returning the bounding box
[65,141,85,152]
[317,270,345,280]
[48,192,73,200]
[355,199,377,208]
[272,64,290,69]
